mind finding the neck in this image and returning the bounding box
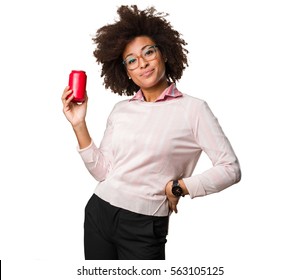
[142,80,169,102]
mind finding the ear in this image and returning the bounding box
[126,69,132,80]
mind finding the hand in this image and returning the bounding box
[61,86,88,127]
[165,181,180,213]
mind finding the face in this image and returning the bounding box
[123,36,167,92]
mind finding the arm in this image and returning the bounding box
[183,101,241,198]
[62,86,92,149]
[62,86,111,181]
[77,113,114,182]
[165,179,189,213]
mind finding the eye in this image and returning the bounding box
[126,57,137,65]
[144,48,155,57]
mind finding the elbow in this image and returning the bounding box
[232,159,242,184]
[235,166,242,184]
[87,169,108,182]
[85,161,111,182]
[221,158,241,186]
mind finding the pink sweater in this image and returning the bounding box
[78,84,241,216]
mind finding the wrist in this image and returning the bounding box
[178,179,189,196]
[72,120,87,131]
[72,121,92,149]
[171,179,188,197]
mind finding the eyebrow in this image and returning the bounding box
[124,45,153,59]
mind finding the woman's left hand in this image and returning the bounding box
[165,181,180,213]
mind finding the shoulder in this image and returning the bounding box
[176,93,217,123]
[178,93,209,111]
[110,98,131,113]
[181,93,205,103]
[105,99,131,124]
[115,98,130,108]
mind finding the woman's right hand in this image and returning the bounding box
[61,86,88,128]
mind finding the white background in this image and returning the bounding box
[0,0,299,279]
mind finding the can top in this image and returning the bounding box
[70,70,86,74]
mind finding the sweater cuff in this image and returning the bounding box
[182,176,206,199]
[77,140,97,163]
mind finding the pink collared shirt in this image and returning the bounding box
[130,83,183,102]
[79,84,241,216]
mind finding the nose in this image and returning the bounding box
[138,56,149,68]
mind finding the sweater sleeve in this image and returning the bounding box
[183,101,241,198]
[77,116,114,182]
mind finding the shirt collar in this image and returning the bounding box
[129,83,183,102]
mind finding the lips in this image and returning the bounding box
[140,69,154,77]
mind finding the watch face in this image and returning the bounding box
[172,186,183,197]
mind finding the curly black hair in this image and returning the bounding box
[93,5,188,96]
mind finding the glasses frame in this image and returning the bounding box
[122,45,158,70]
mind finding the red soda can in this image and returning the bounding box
[68,70,87,102]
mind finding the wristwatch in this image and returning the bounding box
[172,180,184,197]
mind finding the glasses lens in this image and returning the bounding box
[124,56,138,70]
[142,46,157,60]
[124,45,157,70]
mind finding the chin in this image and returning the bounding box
[137,79,157,89]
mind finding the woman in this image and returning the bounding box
[61,5,241,260]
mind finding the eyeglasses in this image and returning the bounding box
[122,45,158,70]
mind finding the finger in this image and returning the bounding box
[168,201,173,213]
[173,204,178,214]
[65,93,74,105]
[62,86,73,100]
[169,201,178,214]
[62,86,71,95]
[62,92,74,107]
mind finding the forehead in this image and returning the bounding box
[123,36,155,56]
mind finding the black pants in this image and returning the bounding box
[84,194,169,260]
